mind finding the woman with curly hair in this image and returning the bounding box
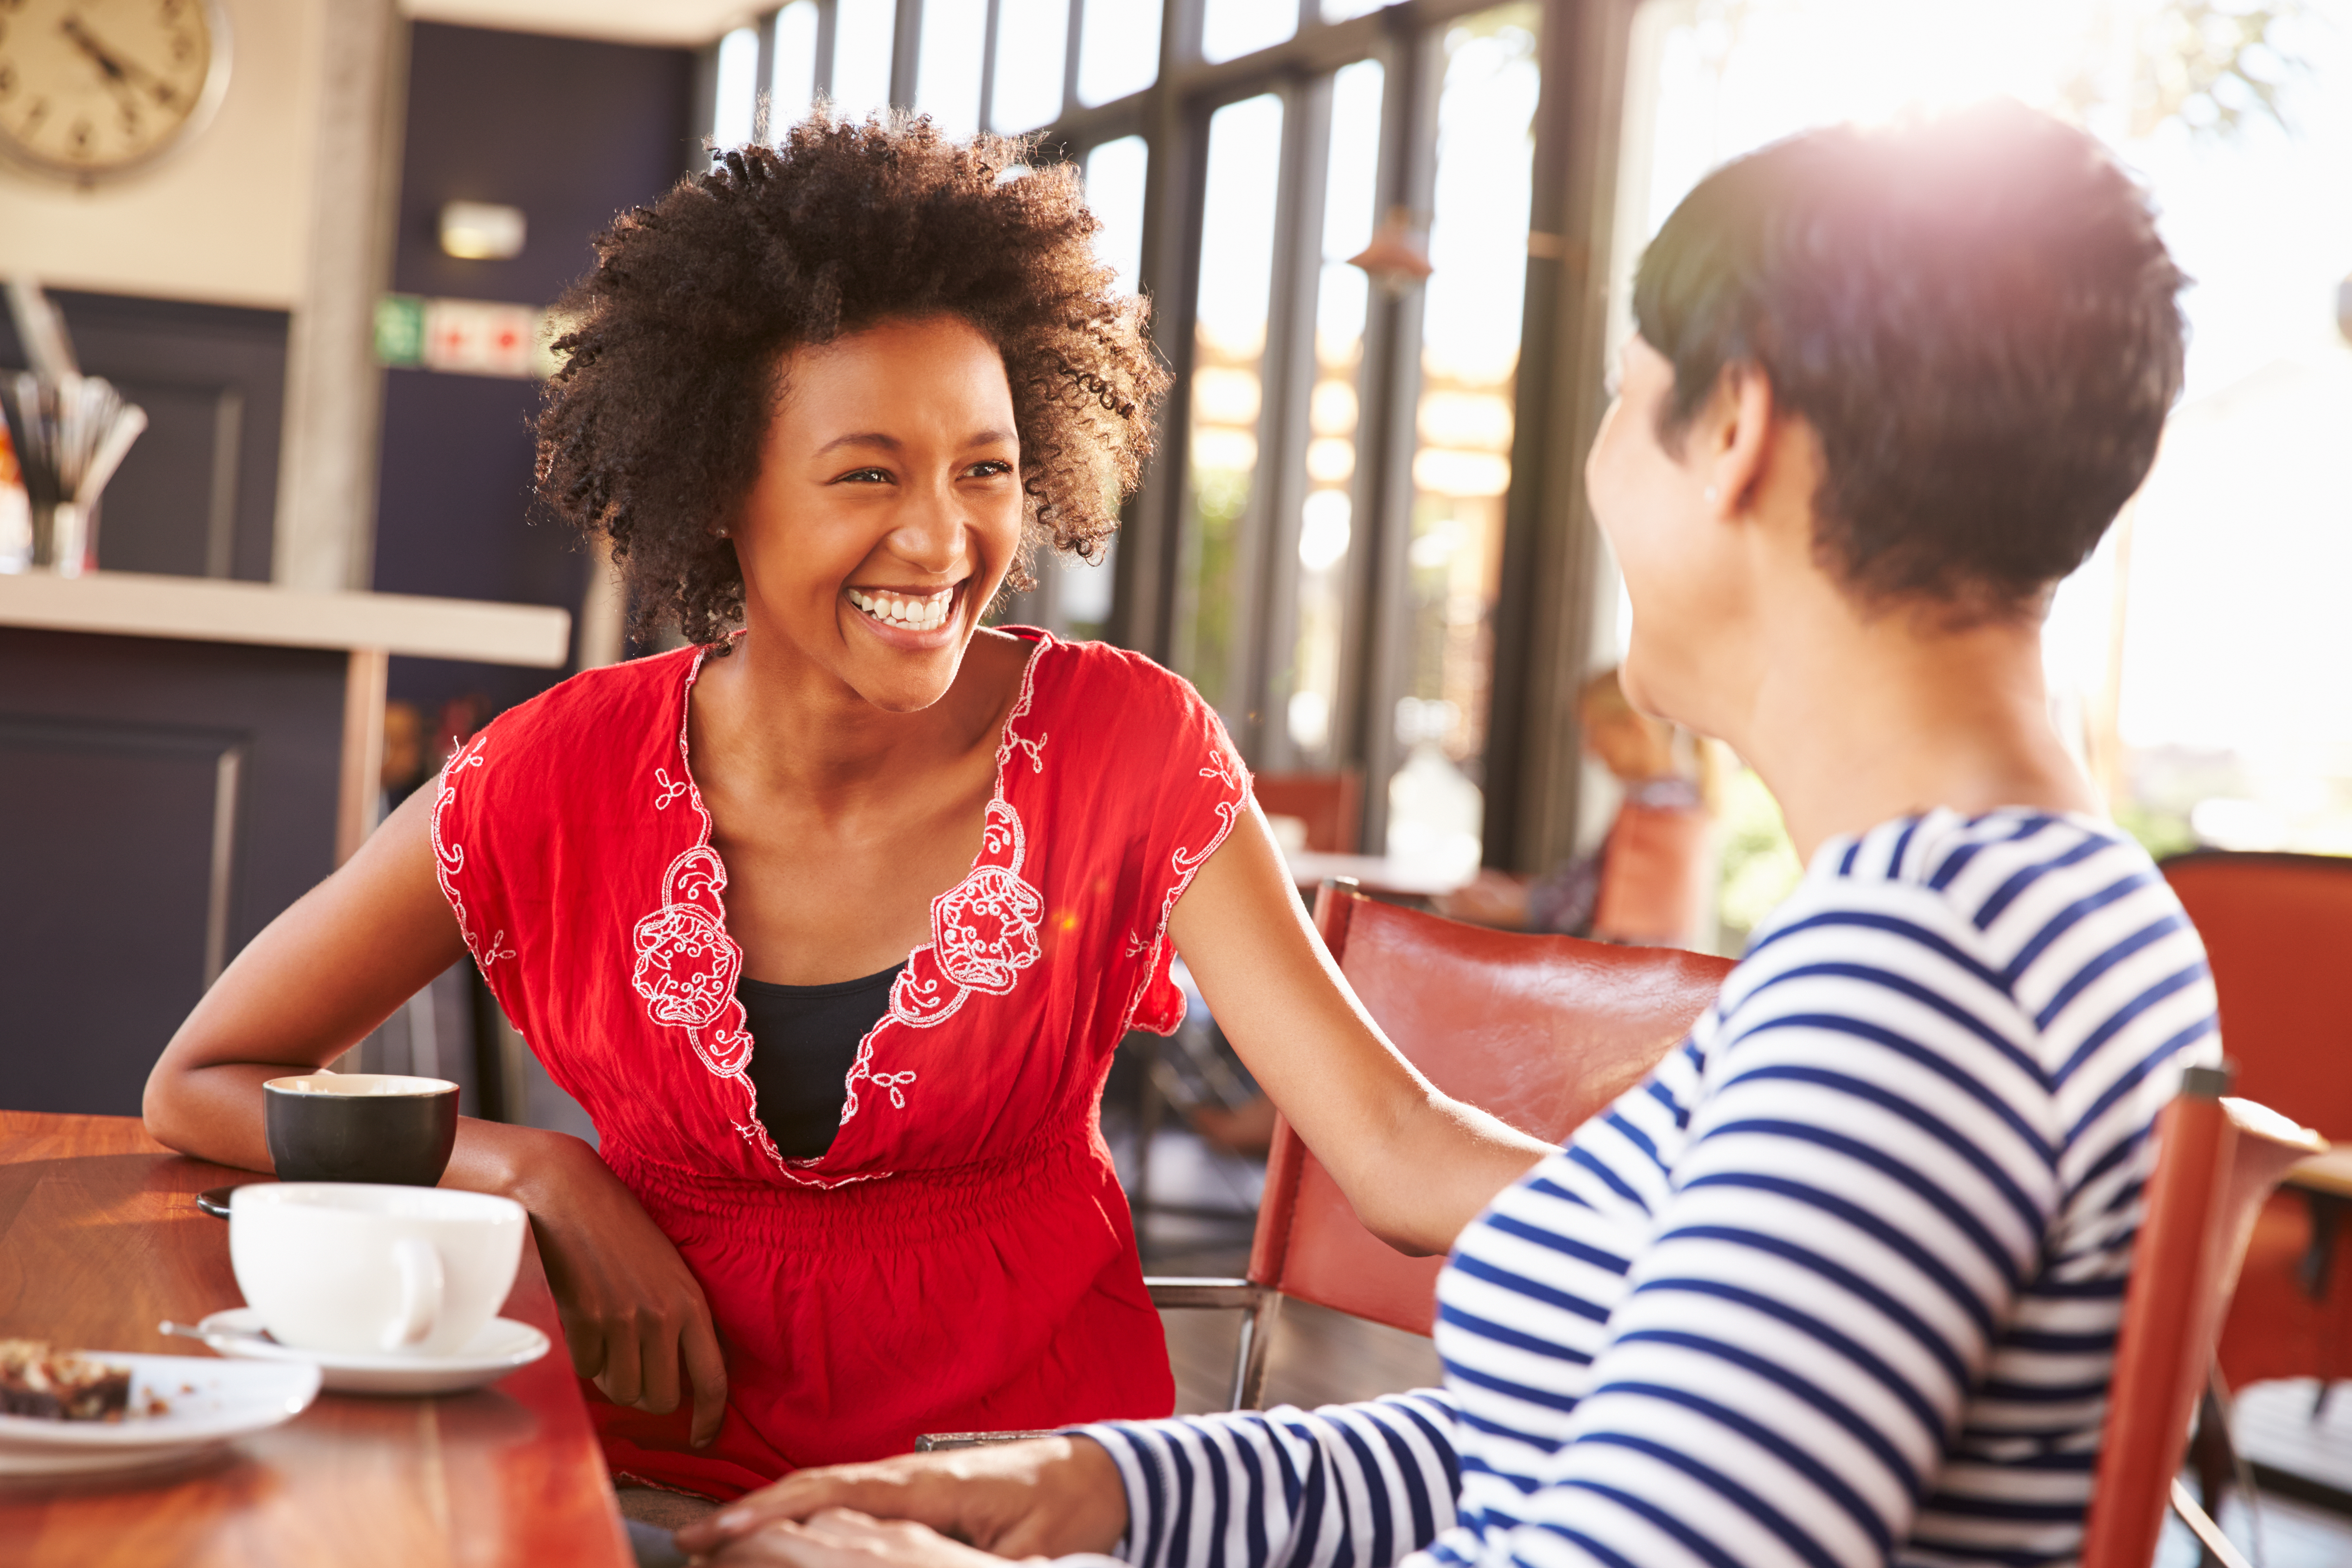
[143,115,1550,1504]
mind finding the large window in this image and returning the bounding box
[1287,58,1386,767]
[711,0,1166,149]
[1405,7,1539,782]
[707,0,1580,859]
[1607,0,2352,942]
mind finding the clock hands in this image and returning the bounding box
[58,14,180,109]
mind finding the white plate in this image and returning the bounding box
[0,1353,319,1473]
[192,1310,550,1394]
[0,1442,225,1478]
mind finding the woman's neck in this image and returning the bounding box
[1731,589,2100,866]
[691,624,1023,809]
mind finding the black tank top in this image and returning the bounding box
[737,962,905,1160]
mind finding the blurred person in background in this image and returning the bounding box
[682,98,2221,1568]
[1441,665,1716,946]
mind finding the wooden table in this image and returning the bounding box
[1283,851,1475,900]
[0,1113,630,1568]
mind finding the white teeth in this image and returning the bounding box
[848,587,953,632]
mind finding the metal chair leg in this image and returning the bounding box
[1233,1291,1280,1410]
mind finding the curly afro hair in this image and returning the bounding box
[536,112,1169,647]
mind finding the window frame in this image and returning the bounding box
[704,0,1638,867]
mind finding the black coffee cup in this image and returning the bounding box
[263,1074,460,1186]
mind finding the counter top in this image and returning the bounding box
[0,568,572,667]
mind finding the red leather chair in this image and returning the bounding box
[2159,852,2352,1395]
[1250,772,1365,855]
[2082,1071,2326,1568]
[1152,881,1732,1405]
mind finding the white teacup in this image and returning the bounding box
[229,1183,526,1357]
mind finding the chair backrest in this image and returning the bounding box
[2081,1071,2326,1568]
[1247,883,1735,1335]
[1251,772,1365,855]
[2161,851,2352,1140]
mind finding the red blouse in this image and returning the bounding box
[431,629,1249,1497]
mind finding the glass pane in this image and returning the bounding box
[916,0,988,135]
[1400,4,1539,815]
[1286,58,1385,765]
[712,25,759,150]
[992,0,1071,131]
[1174,92,1285,716]
[772,1,821,134]
[1055,539,1117,641]
[1322,0,1390,19]
[1202,0,1295,65]
[833,0,898,122]
[1077,0,1163,107]
[1084,135,1149,296]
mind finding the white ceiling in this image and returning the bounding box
[401,0,756,47]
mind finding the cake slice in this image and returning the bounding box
[0,1339,132,1421]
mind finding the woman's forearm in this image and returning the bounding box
[1357,1090,1551,1256]
[146,1055,584,1201]
[142,786,478,1169]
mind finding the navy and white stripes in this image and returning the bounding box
[1080,810,2217,1568]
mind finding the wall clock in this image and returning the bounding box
[0,0,232,182]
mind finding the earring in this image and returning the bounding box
[715,527,730,538]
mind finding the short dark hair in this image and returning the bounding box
[536,114,1169,647]
[1633,101,2187,618]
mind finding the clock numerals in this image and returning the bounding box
[0,0,221,177]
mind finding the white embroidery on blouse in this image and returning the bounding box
[1117,704,1249,1038]
[878,647,1051,1054]
[630,637,1055,1181]
[627,649,807,1181]
[431,736,503,972]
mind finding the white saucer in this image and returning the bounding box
[0,1353,319,1475]
[191,1310,551,1394]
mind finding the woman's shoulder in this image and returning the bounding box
[440,647,701,827]
[1011,629,1227,745]
[1011,627,1199,701]
[1798,807,2160,937]
[1730,807,2210,1078]
[1003,630,1244,833]
[466,645,699,761]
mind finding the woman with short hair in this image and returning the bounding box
[684,100,2216,1568]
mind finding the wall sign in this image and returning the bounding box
[374,294,568,380]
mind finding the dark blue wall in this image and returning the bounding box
[374,21,697,720]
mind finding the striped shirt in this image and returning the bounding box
[1080,809,2219,1568]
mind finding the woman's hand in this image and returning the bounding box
[518,1136,729,1446]
[693,1509,1024,1568]
[675,1437,1126,1561]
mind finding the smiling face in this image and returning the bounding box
[732,314,1026,714]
